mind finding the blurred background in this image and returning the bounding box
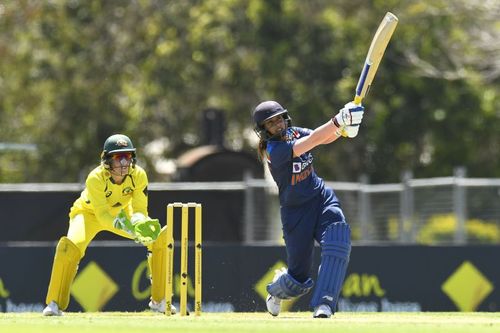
[1,0,498,183]
[1,0,498,245]
[0,0,499,313]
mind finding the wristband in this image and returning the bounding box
[332,116,341,128]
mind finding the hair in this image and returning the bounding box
[257,138,268,164]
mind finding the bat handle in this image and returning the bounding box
[354,95,363,105]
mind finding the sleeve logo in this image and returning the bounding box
[293,162,302,173]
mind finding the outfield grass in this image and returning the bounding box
[0,312,498,333]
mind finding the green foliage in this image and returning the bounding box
[0,0,498,182]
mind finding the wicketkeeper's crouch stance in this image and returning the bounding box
[43,134,174,316]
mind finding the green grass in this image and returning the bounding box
[0,312,499,333]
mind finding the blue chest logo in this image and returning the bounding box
[291,154,314,185]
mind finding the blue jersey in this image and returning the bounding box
[266,126,338,207]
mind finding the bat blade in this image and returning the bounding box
[354,12,398,105]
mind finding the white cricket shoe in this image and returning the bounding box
[266,294,282,316]
[149,299,177,314]
[43,301,63,316]
[313,304,332,318]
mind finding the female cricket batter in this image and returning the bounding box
[253,100,364,318]
[43,134,173,316]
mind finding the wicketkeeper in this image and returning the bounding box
[43,134,174,316]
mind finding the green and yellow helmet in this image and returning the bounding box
[101,134,137,167]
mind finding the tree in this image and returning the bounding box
[0,0,498,183]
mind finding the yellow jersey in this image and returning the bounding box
[69,164,149,227]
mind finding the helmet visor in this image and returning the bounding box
[110,152,133,164]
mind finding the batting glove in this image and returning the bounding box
[333,102,365,127]
[343,125,360,138]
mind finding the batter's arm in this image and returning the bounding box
[293,120,342,157]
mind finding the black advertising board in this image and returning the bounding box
[0,244,497,313]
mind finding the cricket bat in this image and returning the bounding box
[354,12,398,105]
[343,12,398,138]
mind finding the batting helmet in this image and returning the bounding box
[101,134,137,167]
[252,101,292,140]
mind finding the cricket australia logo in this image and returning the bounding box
[122,187,133,195]
[116,139,128,147]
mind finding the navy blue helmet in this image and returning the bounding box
[252,101,292,140]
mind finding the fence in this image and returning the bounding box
[242,168,500,245]
[1,168,499,244]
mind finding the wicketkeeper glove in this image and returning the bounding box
[113,209,136,237]
[131,213,161,246]
[113,210,161,246]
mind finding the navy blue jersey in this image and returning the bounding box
[266,126,338,207]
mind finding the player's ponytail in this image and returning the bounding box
[257,138,268,164]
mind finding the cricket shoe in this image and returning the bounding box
[43,301,63,316]
[313,304,332,318]
[266,294,282,316]
[149,299,177,314]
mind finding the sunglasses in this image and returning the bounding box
[110,152,133,162]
